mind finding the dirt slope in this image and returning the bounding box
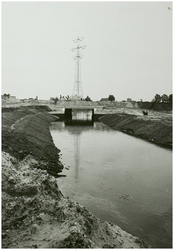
[100,112,172,149]
[2,152,148,248]
[2,106,63,175]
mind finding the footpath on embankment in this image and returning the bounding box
[2,105,156,248]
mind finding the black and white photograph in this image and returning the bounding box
[1,1,172,248]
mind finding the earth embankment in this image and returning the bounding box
[99,112,172,149]
[2,105,63,175]
[2,105,149,248]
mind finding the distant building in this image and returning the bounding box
[10,96,16,100]
[100,98,109,101]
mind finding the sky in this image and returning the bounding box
[1,1,173,101]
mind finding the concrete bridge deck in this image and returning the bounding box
[49,105,103,114]
[50,105,103,109]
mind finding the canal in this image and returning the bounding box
[50,121,172,248]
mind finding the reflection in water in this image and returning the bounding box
[50,121,172,248]
[50,122,65,130]
[50,122,114,133]
[74,134,80,180]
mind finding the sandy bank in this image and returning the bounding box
[2,151,149,248]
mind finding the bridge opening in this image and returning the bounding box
[65,108,94,125]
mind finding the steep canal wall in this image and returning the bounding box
[99,113,172,149]
[2,105,148,248]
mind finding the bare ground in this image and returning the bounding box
[2,152,149,248]
[99,109,172,149]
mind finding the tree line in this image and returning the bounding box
[2,93,11,98]
[50,93,172,104]
[152,94,172,103]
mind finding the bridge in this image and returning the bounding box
[49,105,104,125]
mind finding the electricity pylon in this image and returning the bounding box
[71,37,86,99]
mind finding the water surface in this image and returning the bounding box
[50,121,172,248]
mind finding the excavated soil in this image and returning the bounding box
[1,105,149,248]
[99,111,172,149]
[2,105,63,175]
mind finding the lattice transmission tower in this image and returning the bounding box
[71,37,86,99]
